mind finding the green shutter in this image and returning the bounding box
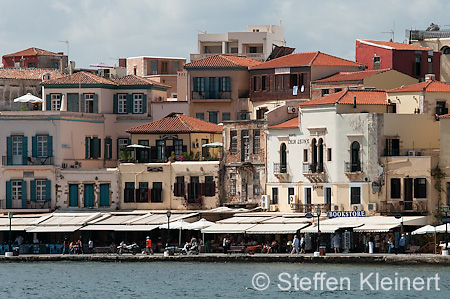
[204,77,210,98]
[226,77,231,92]
[47,135,53,157]
[85,137,90,159]
[46,94,51,110]
[193,77,198,92]
[105,137,112,160]
[142,94,147,114]
[127,94,133,114]
[92,137,100,159]
[7,136,12,165]
[6,181,12,209]
[93,93,98,113]
[32,136,37,157]
[69,184,78,207]
[21,180,27,208]
[22,136,28,165]
[67,93,79,112]
[30,180,36,202]
[46,179,51,201]
[100,184,110,207]
[214,77,220,98]
[80,93,85,112]
[113,94,118,114]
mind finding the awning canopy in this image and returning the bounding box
[26,226,81,233]
[202,223,256,234]
[0,226,32,231]
[353,224,400,233]
[246,223,310,234]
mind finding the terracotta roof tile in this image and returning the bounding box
[269,117,299,129]
[387,80,450,93]
[111,75,171,88]
[41,71,117,86]
[0,68,63,80]
[3,47,64,57]
[126,113,223,134]
[312,69,390,83]
[185,54,262,68]
[439,114,450,119]
[359,40,433,51]
[251,51,362,70]
[300,89,389,106]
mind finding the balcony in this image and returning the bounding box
[191,91,232,101]
[302,163,326,183]
[186,196,203,206]
[290,203,331,214]
[0,199,53,212]
[2,156,54,167]
[273,162,289,181]
[344,161,363,181]
[190,53,265,62]
[380,200,428,215]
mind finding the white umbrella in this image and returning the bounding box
[185,218,215,230]
[435,224,450,233]
[202,142,223,148]
[126,144,151,161]
[13,93,44,103]
[412,225,436,235]
[159,220,191,246]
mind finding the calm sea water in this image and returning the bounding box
[0,261,448,298]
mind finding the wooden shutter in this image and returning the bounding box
[46,94,51,110]
[22,136,28,165]
[92,137,100,159]
[32,136,37,157]
[80,93,85,112]
[85,137,90,159]
[127,94,133,114]
[46,179,51,201]
[21,180,27,208]
[48,136,53,157]
[142,94,147,114]
[193,77,198,92]
[30,180,36,202]
[6,181,11,209]
[93,93,98,114]
[113,94,118,114]
[6,136,12,165]
[204,77,210,98]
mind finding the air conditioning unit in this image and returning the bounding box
[352,204,363,211]
[261,195,270,210]
[287,106,298,114]
[269,204,279,212]
[332,204,340,211]
[368,203,377,211]
[61,163,68,169]
[289,195,298,205]
[192,142,200,148]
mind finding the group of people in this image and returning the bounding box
[290,235,306,254]
[62,237,94,254]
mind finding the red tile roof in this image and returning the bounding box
[300,89,389,106]
[3,47,64,57]
[439,114,450,119]
[387,80,450,93]
[0,68,63,80]
[269,117,299,129]
[41,71,116,85]
[126,113,223,134]
[251,51,362,70]
[111,75,171,88]
[185,54,262,68]
[359,40,433,51]
[312,69,390,83]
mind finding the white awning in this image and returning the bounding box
[246,223,310,234]
[26,226,81,233]
[202,223,256,234]
[0,226,32,231]
[353,224,400,233]
[80,224,159,232]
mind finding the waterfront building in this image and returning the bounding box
[310,68,418,100]
[264,89,439,216]
[249,51,364,118]
[183,54,261,123]
[387,75,450,115]
[2,47,69,74]
[190,24,286,62]
[355,40,441,81]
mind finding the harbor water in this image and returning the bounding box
[1,261,448,298]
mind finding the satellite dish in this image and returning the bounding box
[300,85,305,93]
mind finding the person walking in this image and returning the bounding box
[62,237,69,255]
[387,236,394,254]
[222,236,228,254]
[399,234,406,254]
[291,235,300,254]
[333,234,340,253]
[145,236,154,255]
[88,239,94,254]
[368,236,374,254]
[300,235,306,254]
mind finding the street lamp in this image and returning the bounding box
[166,210,172,247]
[443,206,449,251]
[8,212,13,254]
[316,208,321,252]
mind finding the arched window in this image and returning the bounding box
[351,141,361,172]
[280,143,287,173]
[311,138,317,172]
[318,138,324,172]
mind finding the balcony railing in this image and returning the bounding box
[344,161,361,173]
[273,162,287,174]
[380,200,428,215]
[186,196,202,205]
[190,53,265,61]
[191,91,232,100]
[302,163,324,174]
[290,203,331,213]
[2,156,54,166]
[0,199,52,210]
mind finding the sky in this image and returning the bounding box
[1,0,450,69]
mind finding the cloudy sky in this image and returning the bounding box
[1,0,449,68]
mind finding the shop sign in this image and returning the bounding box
[328,211,366,218]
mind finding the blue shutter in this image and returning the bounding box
[6,136,12,165]
[204,77,210,98]
[30,180,36,202]
[127,94,133,114]
[22,136,28,165]
[32,136,37,157]
[85,137,90,159]
[93,93,98,113]
[69,184,78,207]
[92,137,100,159]
[46,94,51,110]
[45,179,51,201]
[113,94,118,114]
[84,184,94,207]
[142,94,147,114]
[193,77,198,92]
[21,180,27,208]
[100,184,110,207]
[131,94,136,114]
[80,94,85,112]
[47,136,53,157]
[226,77,231,92]
[6,181,11,209]
[214,77,220,99]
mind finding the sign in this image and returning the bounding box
[394,213,402,219]
[305,213,314,219]
[313,185,323,191]
[328,211,366,218]
[147,166,163,172]
[275,67,290,75]
[62,144,71,149]
[442,217,450,224]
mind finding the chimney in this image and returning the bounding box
[425,74,436,81]
[353,96,357,108]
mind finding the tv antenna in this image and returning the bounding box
[58,39,69,57]
[382,22,395,42]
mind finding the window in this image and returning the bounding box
[256,108,268,119]
[133,94,143,113]
[230,173,236,196]
[196,113,204,120]
[272,187,278,204]
[436,101,448,116]
[303,149,308,163]
[172,61,179,74]
[150,60,158,74]
[174,139,183,156]
[288,187,295,205]
[350,187,361,205]
[193,77,205,93]
[84,94,94,113]
[117,138,130,158]
[350,141,361,172]
[209,111,218,124]
[443,47,450,55]
[253,171,260,196]
[222,112,231,121]
[205,176,215,196]
[261,75,267,90]
[321,89,329,96]
[335,88,342,93]
[51,94,61,111]
[327,148,332,161]
[52,61,59,69]
[253,130,260,154]
[161,61,168,74]
[391,178,401,198]
[385,138,400,156]
[220,77,231,92]
[35,179,47,201]
[104,137,112,160]
[188,177,200,203]
[414,178,427,198]
[414,56,421,77]
[85,137,101,159]
[230,131,237,155]
[253,76,260,91]
[174,176,185,197]
[37,135,48,157]
[238,112,250,120]
[124,182,135,202]
[10,180,23,208]
[156,140,165,161]
[118,94,127,114]
[373,56,381,70]
[28,62,35,68]
[241,130,250,161]
[305,188,312,205]
[138,182,149,203]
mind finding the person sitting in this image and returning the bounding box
[263,241,271,253]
